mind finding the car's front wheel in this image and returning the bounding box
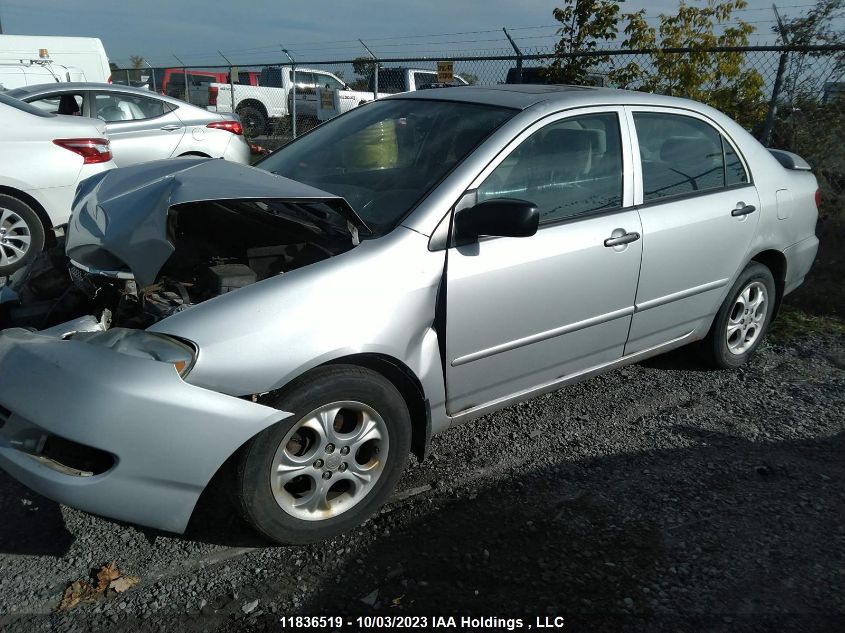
[700,262,776,368]
[236,365,411,544]
[0,194,45,277]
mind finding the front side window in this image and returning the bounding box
[259,99,515,233]
[316,74,345,91]
[95,93,169,122]
[414,72,438,89]
[633,112,747,202]
[477,112,624,223]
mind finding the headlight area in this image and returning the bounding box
[70,328,198,378]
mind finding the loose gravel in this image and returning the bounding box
[0,332,843,632]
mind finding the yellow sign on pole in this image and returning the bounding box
[437,61,454,84]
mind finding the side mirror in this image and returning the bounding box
[455,198,539,240]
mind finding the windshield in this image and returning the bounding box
[258,99,515,234]
[0,91,55,117]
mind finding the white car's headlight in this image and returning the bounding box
[72,328,197,377]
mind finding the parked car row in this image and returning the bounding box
[0,83,250,274]
[0,85,819,546]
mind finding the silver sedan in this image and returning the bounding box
[0,86,819,543]
[6,82,251,166]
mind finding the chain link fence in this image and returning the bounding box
[115,44,844,205]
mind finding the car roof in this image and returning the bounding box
[388,84,710,112]
[5,82,189,107]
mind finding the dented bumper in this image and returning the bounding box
[0,327,290,533]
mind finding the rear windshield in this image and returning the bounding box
[258,98,515,234]
[0,91,55,117]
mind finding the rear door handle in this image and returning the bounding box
[604,232,641,247]
[731,204,756,217]
[160,124,183,131]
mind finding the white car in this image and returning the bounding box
[0,92,115,275]
[7,83,251,168]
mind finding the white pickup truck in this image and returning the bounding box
[316,67,468,121]
[207,66,366,136]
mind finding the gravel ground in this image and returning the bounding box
[0,332,843,633]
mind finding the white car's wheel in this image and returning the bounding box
[0,194,45,276]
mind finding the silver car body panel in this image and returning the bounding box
[0,85,819,533]
[0,328,289,533]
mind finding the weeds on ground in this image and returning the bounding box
[769,305,845,342]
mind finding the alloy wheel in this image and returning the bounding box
[0,207,32,268]
[726,280,768,355]
[269,401,389,521]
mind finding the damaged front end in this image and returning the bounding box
[0,158,368,331]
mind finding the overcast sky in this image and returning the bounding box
[0,0,826,67]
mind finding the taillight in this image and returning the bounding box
[815,188,821,209]
[53,138,112,164]
[107,75,112,84]
[208,85,219,106]
[207,120,242,135]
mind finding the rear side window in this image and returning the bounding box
[633,112,747,202]
[725,142,748,186]
[0,91,54,117]
[95,92,171,122]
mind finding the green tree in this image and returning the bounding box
[609,0,766,128]
[548,0,623,84]
[129,55,145,69]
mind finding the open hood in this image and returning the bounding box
[65,158,369,288]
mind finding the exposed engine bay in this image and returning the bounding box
[0,199,358,331]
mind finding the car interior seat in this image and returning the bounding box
[117,100,145,120]
[57,95,80,116]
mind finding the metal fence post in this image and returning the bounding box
[762,51,789,146]
[282,48,297,138]
[360,40,379,99]
[503,27,523,83]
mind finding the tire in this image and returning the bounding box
[699,262,776,369]
[0,194,45,277]
[236,105,267,139]
[236,365,411,544]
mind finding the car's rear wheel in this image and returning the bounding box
[0,194,45,277]
[236,105,267,139]
[236,365,411,544]
[700,262,776,368]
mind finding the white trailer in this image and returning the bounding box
[0,35,111,83]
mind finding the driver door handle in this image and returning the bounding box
[604,232,641,247]
[731,204,756,217]
[160,124,183,131]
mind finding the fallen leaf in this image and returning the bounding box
[58,580,98,611]
[95,561,121,593]
[109,576,140,593]
[57,562,140,611]
[390,594,405,606]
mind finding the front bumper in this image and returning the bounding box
[0,327,290,533]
